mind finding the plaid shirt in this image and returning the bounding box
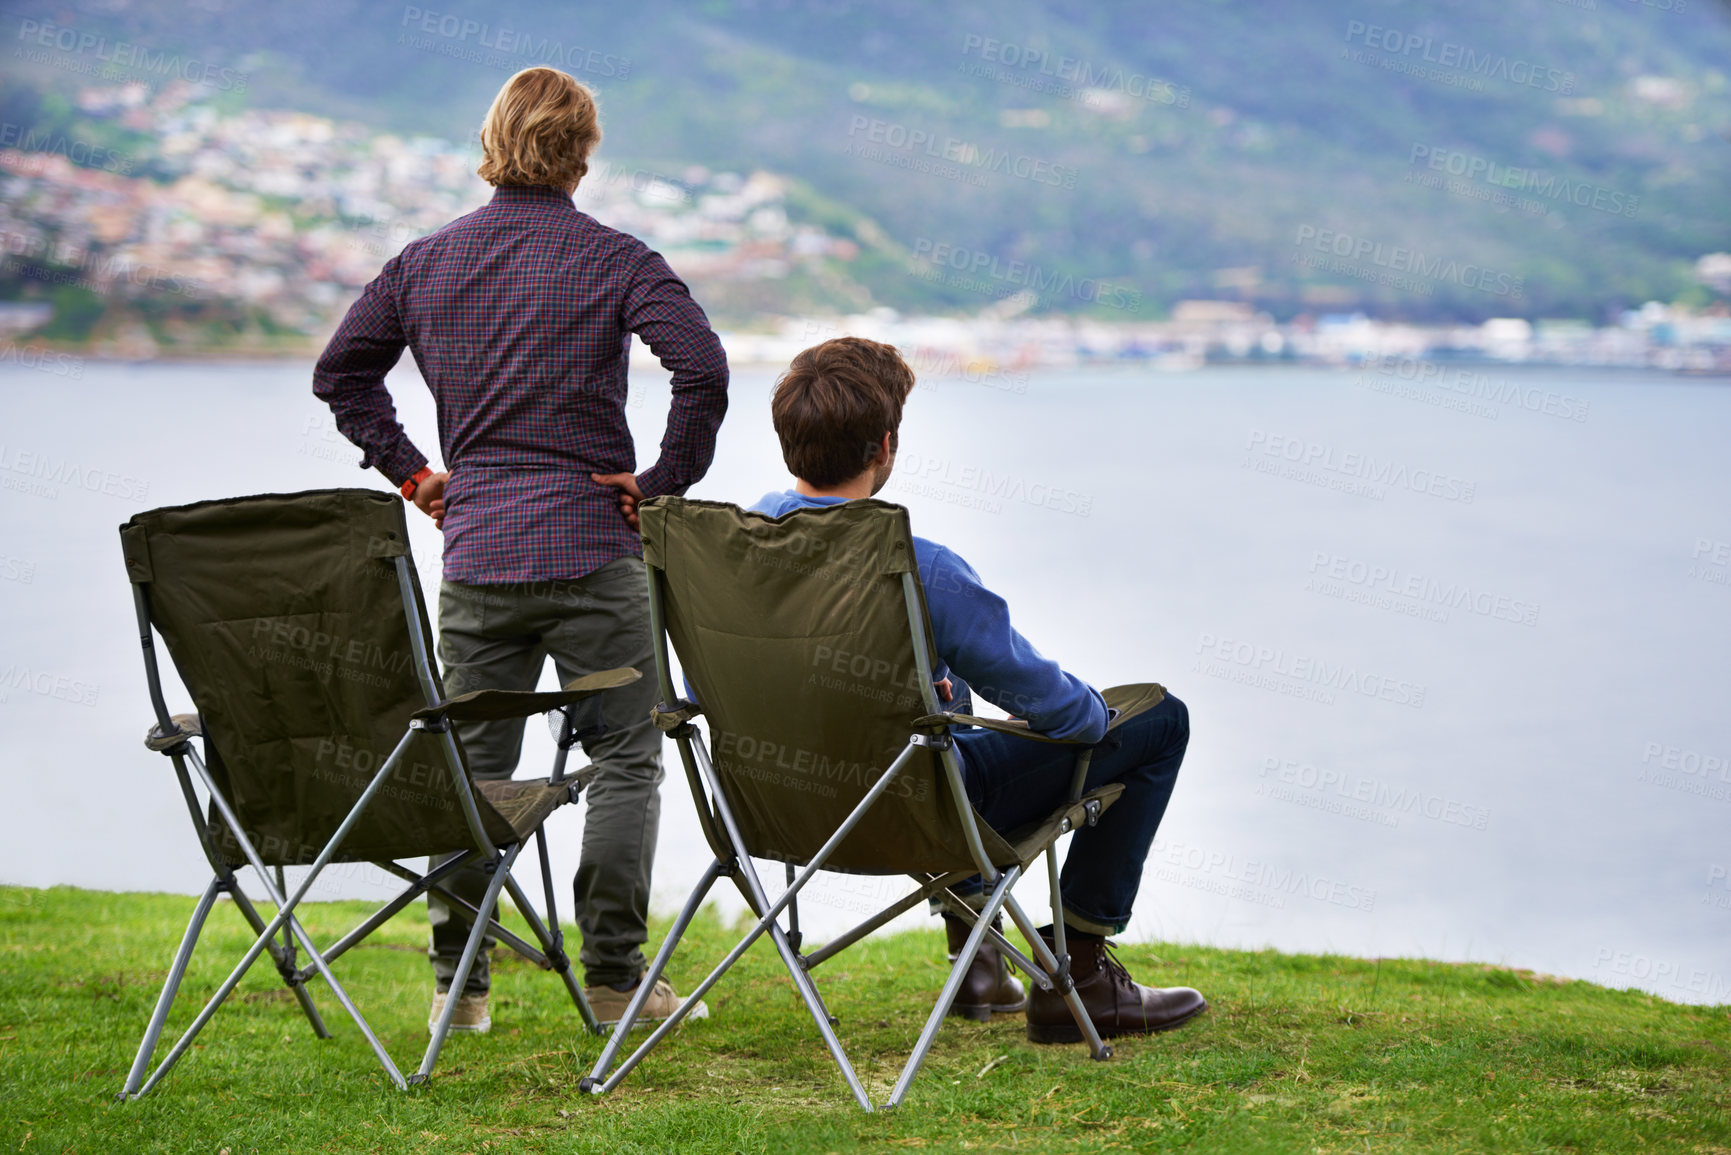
[313,184,729,584]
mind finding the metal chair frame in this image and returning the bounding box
[579,563,1113,1112]
[119,552,603,1100]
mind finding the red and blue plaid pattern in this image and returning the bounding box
[314,184,730,583]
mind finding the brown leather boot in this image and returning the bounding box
[943,913,1026,1020]
[1025,926,1207,1044]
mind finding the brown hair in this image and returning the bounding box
[476,67,602,189]
[770,337,917,488]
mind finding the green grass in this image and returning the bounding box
[1,886,1726,1153]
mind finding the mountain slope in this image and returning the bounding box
[4,0,1729,321]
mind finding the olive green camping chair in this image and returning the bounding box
[579,497,1166,1111]
[115,488,640,1099]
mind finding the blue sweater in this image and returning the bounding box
[750,490,1108,743]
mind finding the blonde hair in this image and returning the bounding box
[476,67,602,189]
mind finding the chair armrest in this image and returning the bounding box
[144,713,202,752]
[911,712,1086,745]
[914,683,1165,747]
[413,668,641,725]
[1100,683,1166,732]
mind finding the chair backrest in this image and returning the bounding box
[640,497,1018,874]
[120,488,518,865]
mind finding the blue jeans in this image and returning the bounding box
[952,694,1189,935]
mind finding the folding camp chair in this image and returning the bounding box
[115,488,640,1099]
[580,497,1167,1111]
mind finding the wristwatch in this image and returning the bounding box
[400,466,434,501]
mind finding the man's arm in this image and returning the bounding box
[618,247,729,499]
[311,257,430,487]
[924,545,1109,743]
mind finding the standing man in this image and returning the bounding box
[314,67,728,1033]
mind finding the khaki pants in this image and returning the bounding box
[428,557,664,992]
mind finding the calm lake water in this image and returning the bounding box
[2,356,1727,1003]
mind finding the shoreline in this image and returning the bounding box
[2,342,1723,378]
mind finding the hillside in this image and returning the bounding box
[2,0,1729,327]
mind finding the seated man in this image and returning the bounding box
[750,336,1206,1044]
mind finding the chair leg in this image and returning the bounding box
[589,854,874,1108]
[421,878,547,963]
[784,862,803,954]
[145,743,413,1094]
[118,877,224,1100]
[124,878,342,1097]
[531,831,598,1033]
[884,867,1020,1110]
[642,730,918,1109]
[295,854,484,980]
[932,886,1048,987]
[1041,843,1112,1061]
[414,842,524,1083]
[583,857,726,1090]
[503,871,598,1035]
[274,867,292,956]
[266,865,329,1036]
[1002,891,1112,1061]
[765,909,868,1108]
[225,875,329,1039]
[736,855,867,1109]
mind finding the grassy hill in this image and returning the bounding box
[4,0,1727,323]
[1,886,1727,1152]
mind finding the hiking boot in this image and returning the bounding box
[584,976,709,1028]
[943,913,1026,1020]
[1025,926,1207,1044]
[428,989,491,1035]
